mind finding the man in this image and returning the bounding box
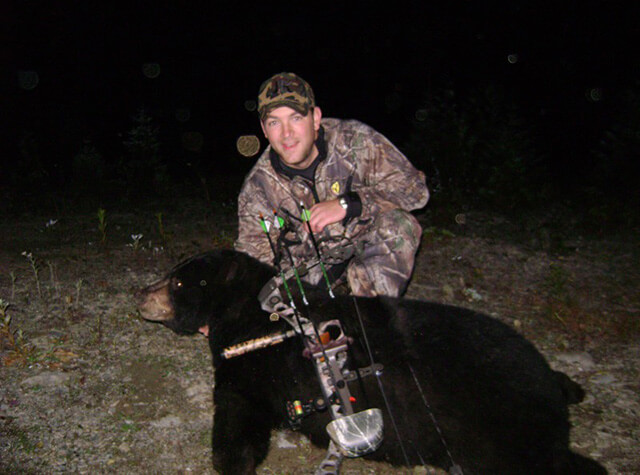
[235,72,429,297]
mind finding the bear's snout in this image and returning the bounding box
[135,279,175,322]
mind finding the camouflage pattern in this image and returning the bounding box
[257,72,315,120]
[235,118,429,297]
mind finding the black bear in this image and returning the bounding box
[136,250,606,475]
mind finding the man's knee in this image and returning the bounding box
[373,209,422,254]
[347,209,423,297]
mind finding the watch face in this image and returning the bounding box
[339,197,348,209]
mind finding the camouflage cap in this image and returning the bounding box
[257,72,315,120]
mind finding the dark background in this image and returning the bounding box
[3,1,639,225]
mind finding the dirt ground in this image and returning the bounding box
[1,200,638,474]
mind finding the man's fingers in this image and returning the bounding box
[308,200,346,232]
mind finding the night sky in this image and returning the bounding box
[4,1,638,191]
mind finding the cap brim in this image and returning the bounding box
[259,100,310,119]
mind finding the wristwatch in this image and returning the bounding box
[338,196,349,210]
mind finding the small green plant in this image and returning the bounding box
[120,419,140,433]
[97,208,107,246]
[0,299,9,318]
[0,299,38,366]
[47,260,59,299]
[129,234,144,252]
[21,251,42,299]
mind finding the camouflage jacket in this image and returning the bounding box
[235,118,429,271]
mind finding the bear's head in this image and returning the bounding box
[136,250,265,335]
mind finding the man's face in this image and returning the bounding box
[261,106,322,170]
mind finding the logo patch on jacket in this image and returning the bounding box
[331,181,341,195]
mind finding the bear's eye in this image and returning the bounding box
[200,280,207,286]
[175,280,183,288]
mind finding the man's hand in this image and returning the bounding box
[307,199,346,233]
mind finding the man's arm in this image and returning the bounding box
[234,182,275,265]
[354,126,429,219]
[309,122,428,233]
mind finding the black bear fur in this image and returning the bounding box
[136,250,606,475]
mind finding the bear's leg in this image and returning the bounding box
[212,387,272,474]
